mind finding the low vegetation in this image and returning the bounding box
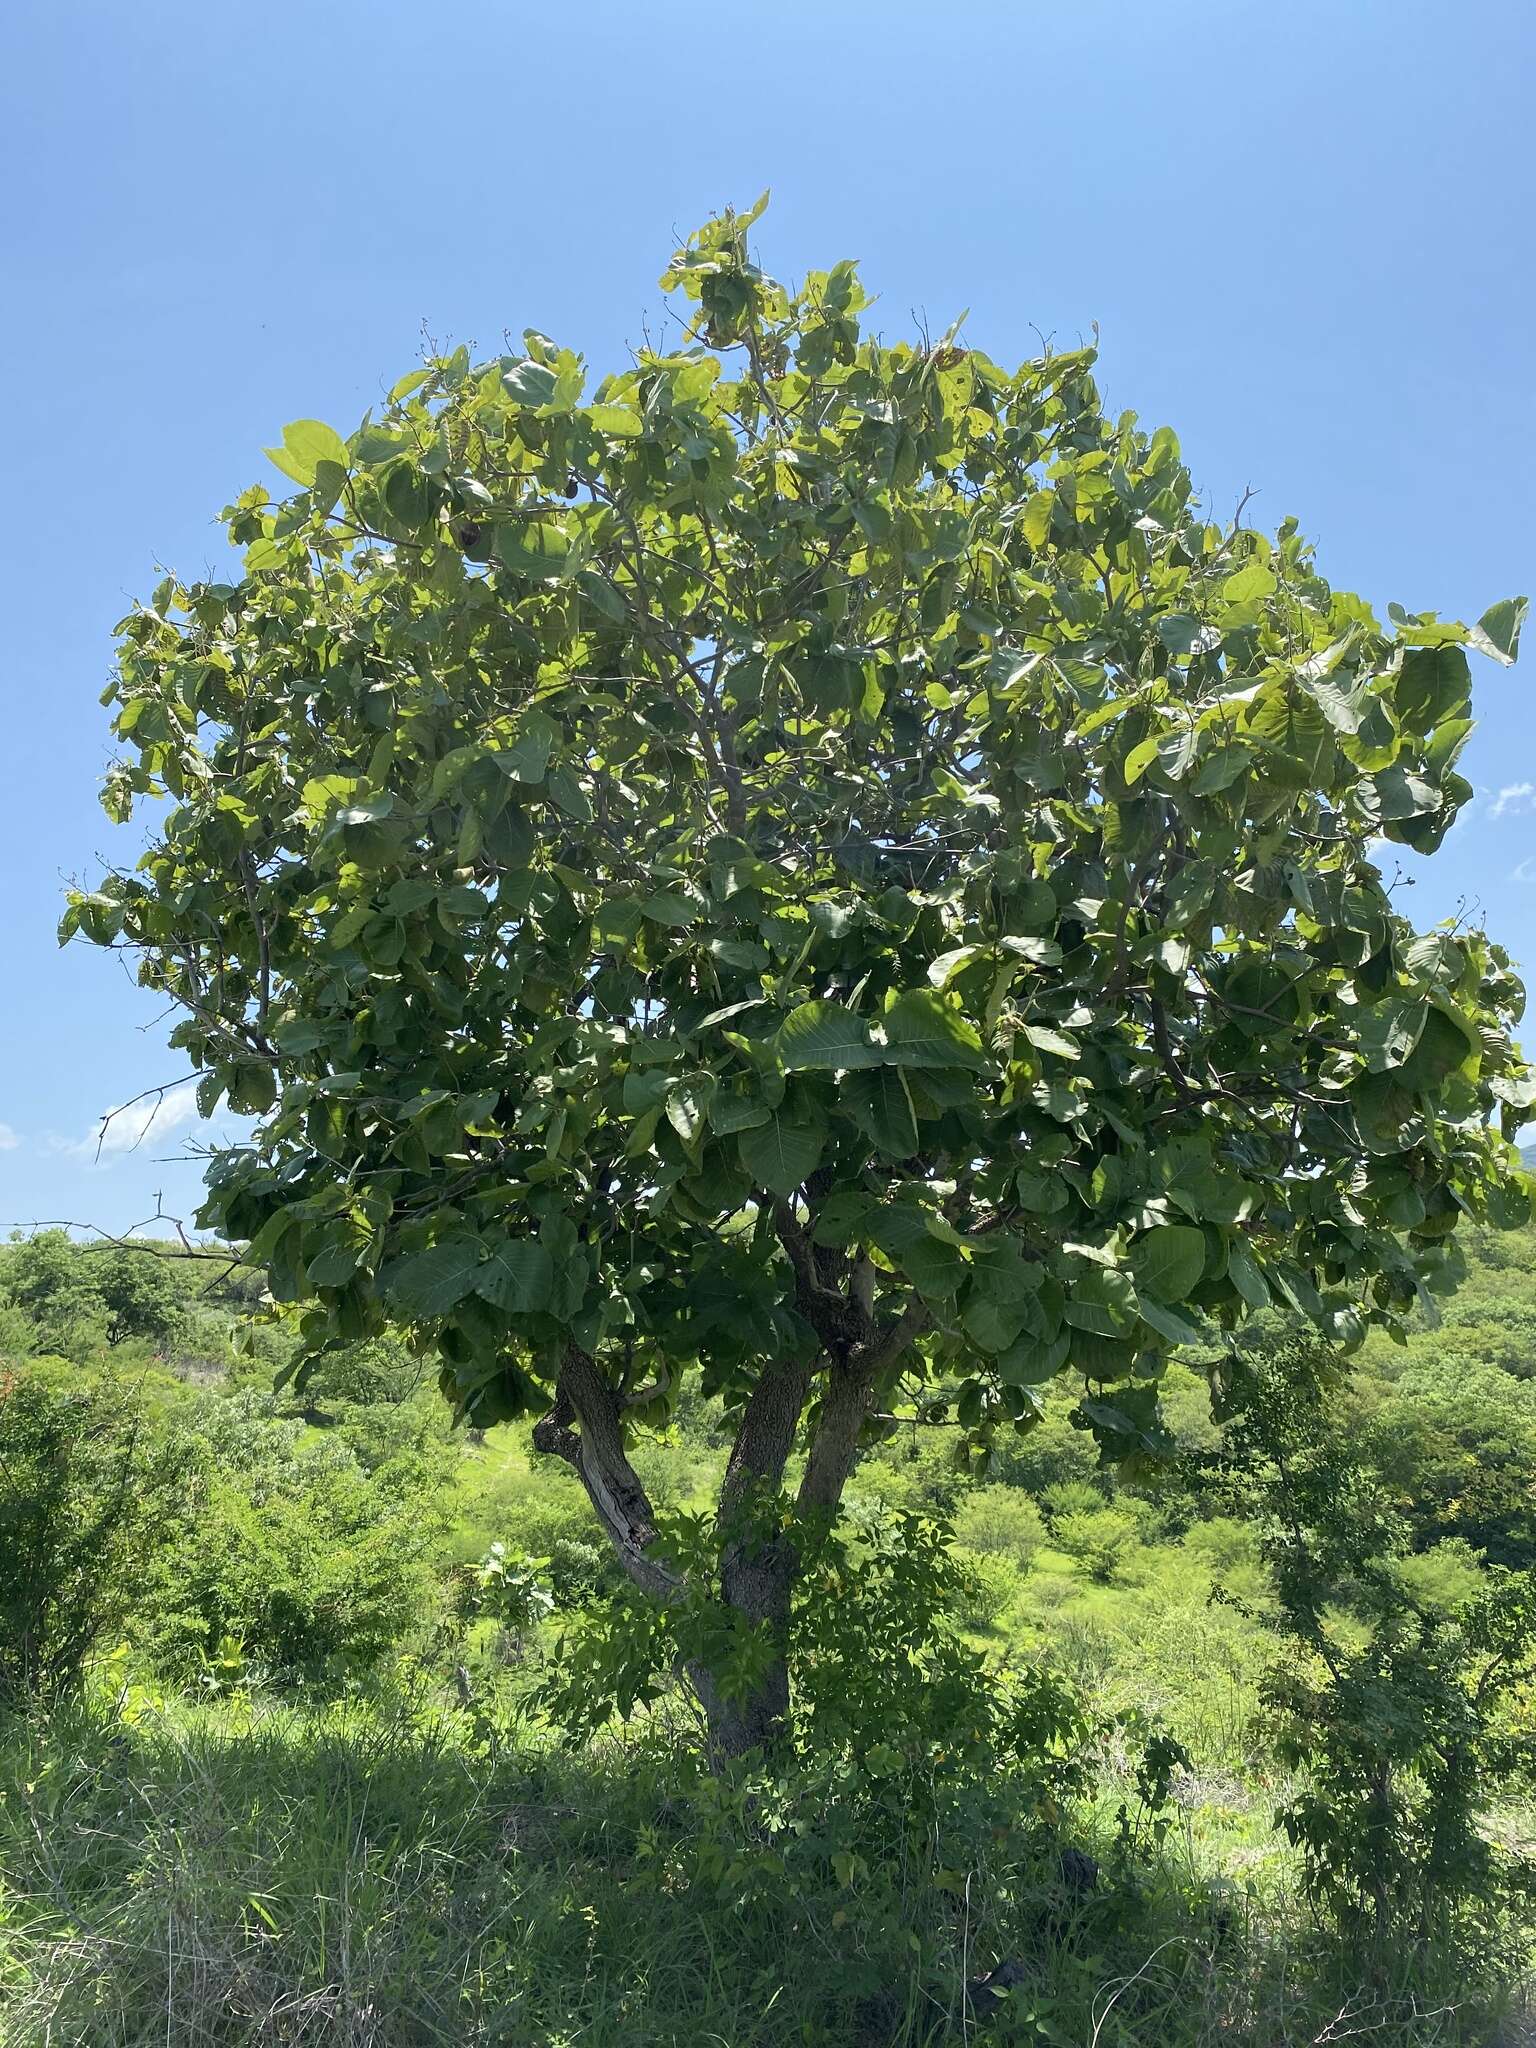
[2,1225,1535,2044]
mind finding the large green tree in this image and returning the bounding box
[70,202,1531,1752]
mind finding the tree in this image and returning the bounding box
[0,1230,188,1357]
[68,200,1531,1755]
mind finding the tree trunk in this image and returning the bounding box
[531,1319,920,1762]
[690,1644,792,1759]
[702,1353,811,1758]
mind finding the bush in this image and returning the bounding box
[1393,1537,1488,1613]
[130,1392,445,1686]
[1224,1336,1536,1960]
[0,1362,187,1701]
[953,1483,1046,1568]
[949,1544,1017,1632]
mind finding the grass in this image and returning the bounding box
[0,1682,1527,2048]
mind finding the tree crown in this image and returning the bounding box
[70,201,1532,1464]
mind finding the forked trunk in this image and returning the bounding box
[534,1338,895,1761]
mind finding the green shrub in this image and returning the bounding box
[0,1361,187,1701]
[0,1231,189,1363]
[1393,1537,1488,1613]
[953,1483,1046,1568]
[130,1392,445,1686]
[949,1544,1017,1631]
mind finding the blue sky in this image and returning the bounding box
[1,0,1531,1235]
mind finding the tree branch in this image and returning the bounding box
[531,1343,679,1601]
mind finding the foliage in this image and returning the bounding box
[129,1391,446,1685]
[470,1539,555,1636]
[0,1362,187,1702]
[4,1694,1520,2048]
[953,1482,1047,1574]
[1049,1498,1145,1584]
[2,1209,1536,2021]
[1214,1336,1536,1959]
[65,202,1531,1737]
[0,1230,189,1364]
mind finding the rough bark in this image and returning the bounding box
[531,1343,679,1602]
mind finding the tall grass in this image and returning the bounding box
[0,1686,1524,2048]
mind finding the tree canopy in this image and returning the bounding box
[69,200,1531,1744]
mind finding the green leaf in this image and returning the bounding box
[385,1237,484,1316]
[666,1077,714,1148]
[1132,1289,1205,1348]
[997,1329,1070,1385]
[1000,934,1062,967]
[880,989,988,1071]
[962,1291,1030,1353]
[1023,1023,1080,1060]
[1468,595,1527,667]
[927,946,983,987]
[547,763,592,820]
[843,1066,919,1157]
[496,522,571,580]
[498,712,556,785]
[305,1234,371,1288]
[1128,1224,1206,1302]
[1123,735,1160,786]
[501,358,560,406]
[264,419,349,487]
[382,463,433,531]
[1226,1246,1269,1310]
[869,1202,967,1297]
[1358,996,1426,1072]
[1221,560,1276,605]
[1395,645,1471,733]
[640,890,699,928]
[586,403,644,437]
[738,1111,826,1196]
[1021,491,1055,546]
[477,1238,555,1315]
[777,1001,882,1071]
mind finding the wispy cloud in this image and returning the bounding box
[1492,782,1536,820]
[1511,855,1536,884]
[0,1124,19,1153]
[56,1082,209,1164]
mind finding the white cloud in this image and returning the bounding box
[59,1082,207,1163]
[1492,782,1536,820]
[1511,856,1536,884]
[0,1124,19,1152]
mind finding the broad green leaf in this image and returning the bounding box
[640,890,699,928]
[1128,1224,1206,1302]
[586,403,644,437]
[1022,491,1055,546]
[1468,595,1527,667]
[738,1111,825,1196]
[497,713,556,785]
[385,1237,484,1316]
[881,989,988,1071]
[843,1066,920,1156]
[264,418,349,487]
[1132,1289,1205,1348]
[477,1238,555,1314]
[869,1202,967,1297]
[777,1001,882,1071]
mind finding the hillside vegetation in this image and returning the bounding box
[1,1226,1534,2044]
